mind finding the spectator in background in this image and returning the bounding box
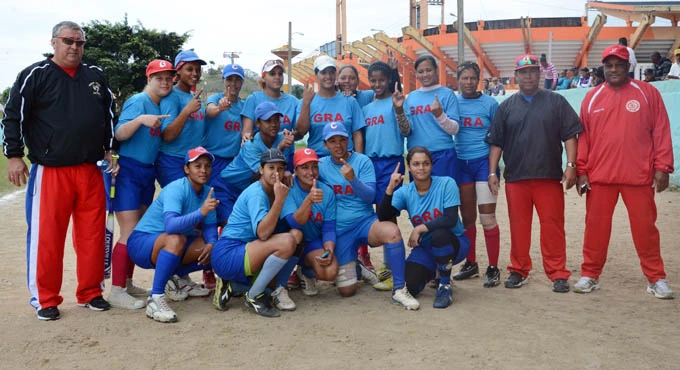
[666,48,680,79]
[650,51,672,80]
[569,67,581,88]
[539,54,558,90]
[489,78,505,96]
[578,67,592,88]
[482,79,491,95]
[643,68,655,82]
[591,66,605,87]
[556,70,571,90]
[618,37,637,78]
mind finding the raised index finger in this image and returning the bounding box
[207,187,214,198]
[194,88,204,98]
[393,162,400,173]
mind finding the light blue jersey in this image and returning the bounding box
[159,86,206,157]
[116,92,162,165]
[220,132,287,192]
[221,181,270,242]
[204,93,243,159]
[281,178,336,242]
[362,97,405,158]
[392,176,465,240]
[302,92,366,157]
[455,93,498,160]
[241,91,299,133]
[355,90,375,108]
[134,177,216,235]
[404,86,459,151]
[318,153,375,231]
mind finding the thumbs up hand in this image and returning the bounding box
[431,94,443,118]
[308,178,324,204]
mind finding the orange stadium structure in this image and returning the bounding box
[288,1,680,93]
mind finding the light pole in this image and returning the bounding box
[287,22,304,93]
[450,2,464,64]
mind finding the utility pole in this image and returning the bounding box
[223,51,240,64]
[457,0,464,64]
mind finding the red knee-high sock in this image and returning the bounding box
[112,242,129,287]
[358,244,369,257]
[484,226,500,267]
[465,226,477,263]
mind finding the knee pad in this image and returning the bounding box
[335,261,358,288]
[479,213,498,230]
[405,262,431,297]
[475,181,498,205]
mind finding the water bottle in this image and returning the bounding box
[97,159,113,173]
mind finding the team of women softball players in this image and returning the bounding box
[112,49,501,322]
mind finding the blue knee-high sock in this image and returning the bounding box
[249,254,288,298]
[152,250,182,295]
[275,256,299,288]
[384,241,406,290]
[174,261,204,277]
[433,244,455,285]
[302,265,315,278]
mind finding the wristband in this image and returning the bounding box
[488,173,497,178]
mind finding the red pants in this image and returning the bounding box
[581,184,666,282]
[505,179,570,280]
[26,163,106,310]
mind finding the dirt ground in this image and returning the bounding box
[0,186,678,370]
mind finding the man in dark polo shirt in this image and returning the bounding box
[486,54,582,293]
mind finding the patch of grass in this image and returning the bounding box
[0,152,14,196]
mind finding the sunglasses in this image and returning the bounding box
[56,37,86,47]
[262,59,284,71]
[516,57,538,67]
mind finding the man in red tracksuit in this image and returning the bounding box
[2,21,117,320]
[574,44,675,299]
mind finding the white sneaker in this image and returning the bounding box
[647,279,675,299]
[146,294,177,323]
[359,262,380,285]
[126,278,151,297]
[177,275,211,297]
[272,286,296,311]
[392,286,420,310]
[108,286,145,309]
[297,269,318,296]
[165,276,189,302]
[573,277,600,293]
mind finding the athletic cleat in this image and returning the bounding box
[244,292,280,318]
[573,277,600,294]
[77,296,111,311]
[433,284,453,308]
[125,278,151,297]
[552,278,570,293]
[504,272,528,289]
[373,276,393,291]
[177,275,211,297]
[483,266,501,288]
[212,276,231,311]
[453,261,479,281]
[392,286,420,310]
[146,295,177,323]
[165,276,189,301]
[647,279,674,299]
[297,269,318,296]
[287,269,301,289]
[272,286,296,311]
[377,265,392,281]
[358,260,380,285]
[108,286,145,309]
[203,269,216,290]
[37,306,60,321]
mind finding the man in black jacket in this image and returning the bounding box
[1,21,116,321]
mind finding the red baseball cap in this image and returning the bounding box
[294,148,320,167]
[514,54,539,71]
[185,146,214,164]
[146,59,175,77]
[601,45,629,63]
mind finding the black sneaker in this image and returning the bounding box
[552,278,570,293]
[453,261,479,281]
[504,272,528,288]
[212,277,231,311]
[483,266,501,288]
[244,291,280,318]
[77,296,111,311]
[37,306,60,321]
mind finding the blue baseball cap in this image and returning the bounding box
[174,50,207,69]
[222,64,245,79]
[323,122,348,141]
[185,146,214,164]
[255,101,282,121]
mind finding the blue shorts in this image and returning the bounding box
[127,231,197,269]
[211,238,250,285]
[208,156,234,223]
[336,213,378,265]
[371,156,404,206]
[431,148,458,181]
[155,152,185,188]
[457,155,498,185]
[113,156,156,212]
[407,232,470,271]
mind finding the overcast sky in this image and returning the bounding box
[0,0,664,89]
